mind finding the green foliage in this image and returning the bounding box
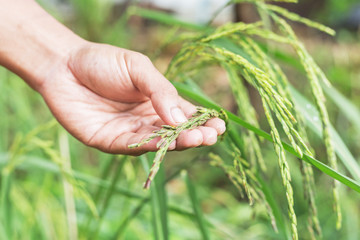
[183,171,210,240]
[0,1,359,240]
[133,2,359,239]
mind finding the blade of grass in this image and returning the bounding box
[111,198,148,240]
[262,43,360,135]
[0,170,11,238]
[128,7,208,31]
[168,204,236,239]
[260,43,360,178]
[258,42,304,71]
[174,81,360,193]
[183,171,210,240]
[227,125,290,239]
[256,174,289,240]
[165,147,212,183]
[1,152,200,239]
[344,193,360,240]
[92,156,127,239]
[153,157,169,240]
[0,154,144,200]
[226,126,288,238]
[112,151,217,239]
[321,82,360,134]
[141,154,160,240]
[59,130,78,240]
[289,86,360,181]
[142,152,169,240]
[84,156,116,232]
[0,221,9,240]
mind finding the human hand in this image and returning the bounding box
[39,43,226,154]
[0,1,225,155]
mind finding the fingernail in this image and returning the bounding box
[171,107,187,124]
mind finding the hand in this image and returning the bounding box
[39,43,226,155]
[0,1,225,155]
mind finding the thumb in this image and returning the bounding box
[125,52,187,126]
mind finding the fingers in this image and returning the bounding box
[175,126,218,151]
[177,97,226,136]
[124,51,226,135]
[176,129,203,150]
[198,126,218,145]
[178,97,197,118]
[107,132,177,155]
[105,124,221,155]
[205,118,226,136]
[125,51,188,126]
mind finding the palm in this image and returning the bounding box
[39,44,225,154]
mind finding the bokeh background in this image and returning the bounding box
[0,0,359,239]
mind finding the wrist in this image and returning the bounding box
[0,0,87,91]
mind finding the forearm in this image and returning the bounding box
[0,0,85,91]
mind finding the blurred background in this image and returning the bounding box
[0,0,359,239]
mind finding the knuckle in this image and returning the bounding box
[131,52,150,63]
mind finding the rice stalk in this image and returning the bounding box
[265,4,335,36]
[261,97,298,240]
[232,146,253,204]
[241,34,322,235]
[209,152,278,231]
[251,38,322,236]
[132,1,342,237]
[224,64,266,172]
[164,38,311,239]
[203,45,309,158]
[165,44,205,80]
[266,11,341,229]
[129,107,228,189]
[200,22,263,43]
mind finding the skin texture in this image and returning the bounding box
[0,0,226,155]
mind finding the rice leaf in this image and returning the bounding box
[265,4,335,36]
[289,86,360,182]
[174,81,360,193]
[183,171,210,240]
[321,83,360,134]
[128,7,207,31]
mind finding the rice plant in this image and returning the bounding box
[130,1,360,239]
[129,107,227,189]
[1,0,360,239]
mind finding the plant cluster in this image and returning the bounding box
[0,0,359,239]
[129,0,355,239]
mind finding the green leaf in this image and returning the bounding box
[257,174,289,239]
[141,153,169,240]
[289,86,360,182]
[321,83,360,134]
[141,155,160,240]
[154,165,169,240]
[92,157,126,238]
[128,7,208,31]
[174,81,360,193]
[183,171,210,240]
[226,126,288,238]
[263,42,360,135]
[0,154,144,200]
